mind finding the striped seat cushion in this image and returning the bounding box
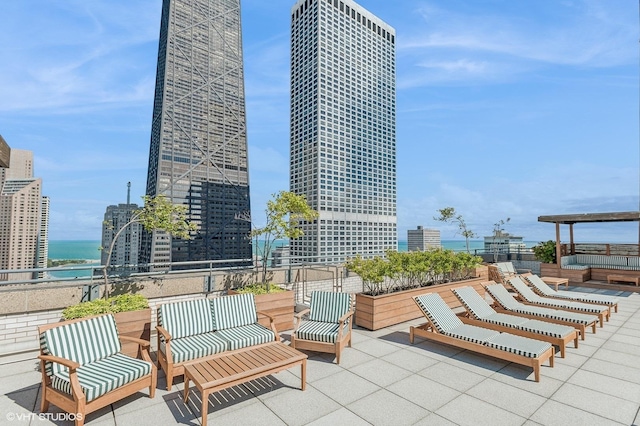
[509,278,606,315]
[309,291,352,323]
[542,309,597,325]
[517,319,576,338]
[40,315,121,377]
[482,313,529,327]
[444,324,499,344]
[553,290,619,306]
[157,299,215,339]
[485,284,523,311]
[161,332,227,364]
[51,353,151,402]
[485,333,552,358]
[211,293,258,331]
[452,286,497,319]
[414,293,463,333]
[215,323,276,351]
[296,321,348,343]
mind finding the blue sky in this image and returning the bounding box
[0,0,638,243]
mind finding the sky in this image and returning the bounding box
[0,0,639,243]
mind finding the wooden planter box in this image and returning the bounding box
[355,276,486,331]
[539,263,590,282]
[228,289,294,332]
[114,308,151,358]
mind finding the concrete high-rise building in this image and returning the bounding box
[290,0,397,263]
[143,0,252,269]
[101,183,142,273]
[0,148,47,281]
[407,226,441,251]
[37,196,50,277]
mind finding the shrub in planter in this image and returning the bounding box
[62,294,149,320]
[532,240,556,264]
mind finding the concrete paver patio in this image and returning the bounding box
[2,286,640,426]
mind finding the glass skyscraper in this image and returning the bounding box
[290,0,397,263]
[144,0,252,268]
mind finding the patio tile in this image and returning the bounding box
[530,399,623,426]
[380,347,439,373]
[287,354,343,383]
[467,378,546,418]
[350,336,402,358]
[550,383,638,424]
[121,390,198,425]
[386,374,461,412]
[349,358,412,387]
[418,361,486,392]
[581,357,640,384]
[347,388,429,426]
[406,339,465,361]
[592,347,640,369]
[260,386,341,426]
[312,370,380,406]
[601,340,640,357]
[435,394,527,426]
[306,407,371,426]
[412,413,459,426]
[490,364,564,398]
[333,346,375,370]
[204,399,286,426]
[567,369,640,402]
[445,350,510,377]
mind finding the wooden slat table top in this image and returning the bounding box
[184,342,307,389]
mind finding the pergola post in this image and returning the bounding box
[569,224,574,255]
[555,222,561,272]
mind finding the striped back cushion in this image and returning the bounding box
[497,262,516,274]
[308,291,352,323]
[485,284,521,310]
[524,275,555,297]
[211,293,257,330]
[40,314,121,376]
[452,286,496,319]
[157,299,215,339]
[414,293,463,334]
[508,276,539,302]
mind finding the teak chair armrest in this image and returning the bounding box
[38,354,80,371]
[156,325,172,342]
[119,336,151,348]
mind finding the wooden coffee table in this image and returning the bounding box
[607,275,640,286]
[540,276,569,291]
[183,342,307,426]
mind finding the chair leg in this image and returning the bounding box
[166,365,173,391]
[150,368,157,398]
[39,386,49,413]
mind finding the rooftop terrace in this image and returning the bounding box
[2,285,639,426]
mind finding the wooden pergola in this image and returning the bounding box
[538,211,640,269]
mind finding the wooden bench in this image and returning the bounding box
[607,274,640,286]
[183,342,307,426]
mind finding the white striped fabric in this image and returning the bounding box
[485,333,552,358]
[157,299,215,339]
[308,291,352,323]
[51,353,151,402]
[413,293,463,333]
[40,315,121,377]
[482,313,529,327]
[215,323,276,351]
[296,321,346,343]
[517,319,575,338]
[509,277,605,314]
[211,293,258,330]
[525,274,619,306]
[444,324,499,344]
[452,287,496,319]
[485,284,523,311]
[543,309,597,324]
[161,332,227,364]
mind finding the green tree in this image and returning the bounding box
[434,207,477,253]
[532,240,557,264]
[251,191,318,289]
[102,195,197,295]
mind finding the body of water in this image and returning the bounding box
[49,240,101,260]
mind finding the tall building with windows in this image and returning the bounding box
[0,148,48,281]
[290,0,397,263]
[407,226,441,251]
[101,183,142,273]
[143,0,252,268]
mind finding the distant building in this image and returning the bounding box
[37,196,50,278]
[289,0,397,263]
[0,135,10,168]
[484,231,526,253]
[101,183,141,273]
[0,148,48,281]
[271,245,290,268]
[142,0,252,270]
[407,226,441,251]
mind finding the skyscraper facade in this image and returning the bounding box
[290,0,397,263]
[0,148,48,281]
[407,226,441,251]
[101,184,141,273]
[143,0,252,268]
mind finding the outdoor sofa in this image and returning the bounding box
[156,292,278,389]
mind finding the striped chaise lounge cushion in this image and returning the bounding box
[157,299,226,363]
[524,274,619,306]
[296,291,352,343]
[211,293,276,350]
[508,277,606,315]
[485,333,552,358]
[40,314,152,402]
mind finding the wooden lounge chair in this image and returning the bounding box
[38,314,156,426]
[508,276,609,326]
[484,282,598,340]
[291,291,354,364]
[409,293,554,382]
[451,286,578,358]
[523,274,619,313]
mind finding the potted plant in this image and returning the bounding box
[61,294,151,358]
[532,240,559,277]
[346,249,485,330]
